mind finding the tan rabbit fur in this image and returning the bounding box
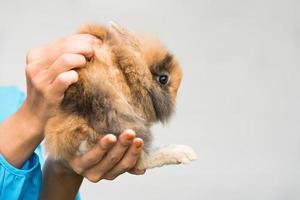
[45,22,195,169]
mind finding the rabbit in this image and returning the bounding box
[44,22,196,170]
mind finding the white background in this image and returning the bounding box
[0,0,300,199]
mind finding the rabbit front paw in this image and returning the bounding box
[135,144,197,170]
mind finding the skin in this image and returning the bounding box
[0,34,145,199]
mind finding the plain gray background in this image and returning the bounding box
[1,0,300,199]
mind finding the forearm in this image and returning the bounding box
[39,159,83,200]
[0,102,44,167]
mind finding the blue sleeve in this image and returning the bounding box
[0,153,42,200]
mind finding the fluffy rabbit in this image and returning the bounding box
[45,22,196,170]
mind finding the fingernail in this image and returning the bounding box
[124,129,136,140]
[134,138,143,148]
[138,169,146,175]
[134,168,146,175]
[106,134,117,144]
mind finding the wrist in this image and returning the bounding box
[0,100,46,167]
[40,158,83,199]
[49,159,81,178]
[17,100,47,140]
[44,158,84,189]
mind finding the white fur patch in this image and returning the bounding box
[159,144,198,164]
[76,139,89,156]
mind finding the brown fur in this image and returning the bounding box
[45,23,183,160]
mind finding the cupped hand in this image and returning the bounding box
[65,129,146,182]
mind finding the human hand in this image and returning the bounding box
[40,130,144,199]
[0,34,102,168]
[21,34,101,132]
[63,129,145,182]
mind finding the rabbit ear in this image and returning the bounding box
[109,21,141,51]
[109,21,127,35]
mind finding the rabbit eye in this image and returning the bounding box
[157,75,169,85]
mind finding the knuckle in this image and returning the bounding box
[31,79,44,93]
[60,36,69,43]
[83,44,93,53]
[26,48,39,63]
[59,39,73,52]
[85,157,98,166]
[60,54,73,66]
[58,36,72,47]
[109,156,119,164]
[25,64,35,78]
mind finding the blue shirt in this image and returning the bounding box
[0,86,80,200]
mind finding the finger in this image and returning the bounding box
[46,70,78,100]
[98,129,136,169]
[51,34,100,60]
[128,168,146,175]
[45,53,87,83]
[56,41,95,60]
[26,34,98,64]
[103,138,144,180]
[83,129,136,182]
[63,34,98,45]
[74,134,117,171]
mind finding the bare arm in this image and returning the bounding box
[0,103,44,167]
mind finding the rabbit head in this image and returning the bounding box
[78,22,183,124]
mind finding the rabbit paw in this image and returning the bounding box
[161,144,198,164]
[135,144,197,170]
